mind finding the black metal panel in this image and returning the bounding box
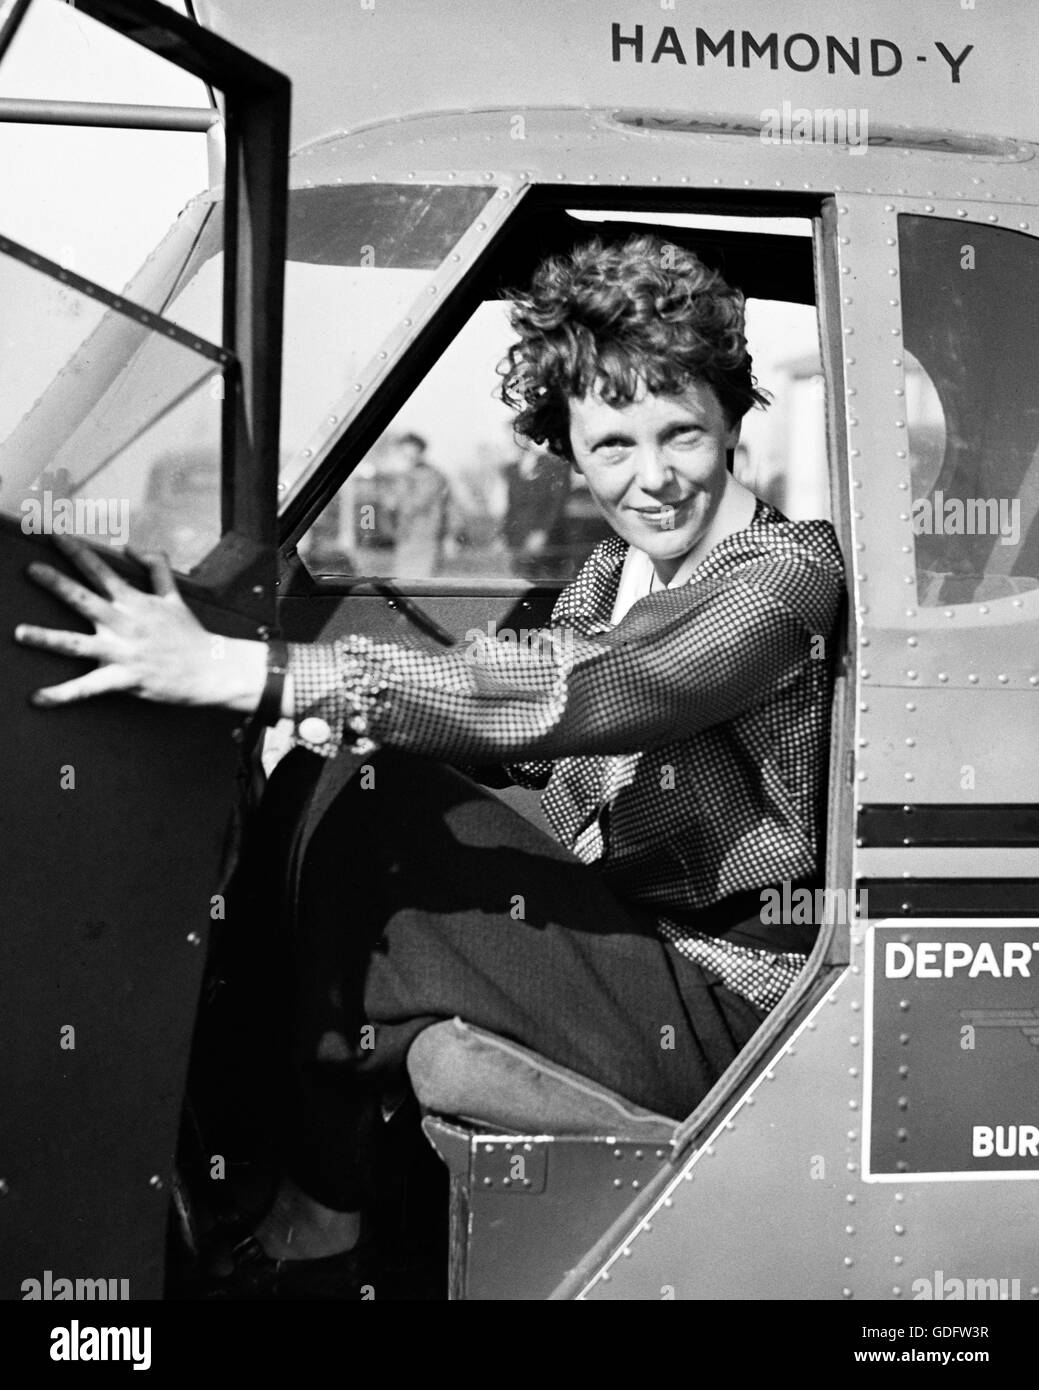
[0,522,260,1299]
[860,879,1039,917]
[858,803,1039,848]
[72,0,291,616]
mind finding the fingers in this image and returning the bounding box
[30,665,134,708]
[50,533,132,602]
[25,561,112,624]
[14,623,101,660]
[129,547,178,599]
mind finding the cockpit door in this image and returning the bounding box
[0,0,288,1299]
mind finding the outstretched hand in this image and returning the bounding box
[14,535,266,713]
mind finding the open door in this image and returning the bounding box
[0,0,288,1299]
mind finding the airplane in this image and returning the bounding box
[1,0,1037,1303]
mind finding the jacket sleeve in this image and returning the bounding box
[286,546,844,764]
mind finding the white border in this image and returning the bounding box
[862,918,1039,1183]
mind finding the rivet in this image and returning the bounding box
[904,772,914,781]
[998,673,1009,684]
[968,674,979,684]
[0,1179,7,1196]
[186,932,201,946]
[149,1175,163,1189]
[905,702,915,711]
[894,1224,905,1235]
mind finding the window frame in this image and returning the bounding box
[0,0,290,619]
[280,185,833,600]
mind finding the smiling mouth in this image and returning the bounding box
[631,496,696,524]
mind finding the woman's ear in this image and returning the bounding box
[724,418,742,473]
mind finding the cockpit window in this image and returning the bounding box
[162,183,498,491]
[0,243,225,571]
[298,215,828,588]
[900,214,1039,605]
[0,180,496,571]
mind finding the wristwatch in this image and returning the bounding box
[250,638,289,727]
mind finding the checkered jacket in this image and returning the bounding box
[289,501,845,1010]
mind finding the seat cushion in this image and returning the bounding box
[406,1017,679,1141]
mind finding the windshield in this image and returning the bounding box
[0,181,496,569]
[163,181,497,484]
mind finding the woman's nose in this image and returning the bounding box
[633,447,674,494]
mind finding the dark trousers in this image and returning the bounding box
[266,749,772,1211]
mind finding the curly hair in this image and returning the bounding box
[498,234,769,460]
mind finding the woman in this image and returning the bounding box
[16,236,845,1297]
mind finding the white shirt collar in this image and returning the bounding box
[610,544,702,624]
[610,481,759,626]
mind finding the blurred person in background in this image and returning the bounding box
[389,432,460,579]
[500,439,572,581]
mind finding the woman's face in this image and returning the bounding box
[568,379,740,567]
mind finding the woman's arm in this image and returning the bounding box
[15,533,843,771]
[285,566,838,764]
